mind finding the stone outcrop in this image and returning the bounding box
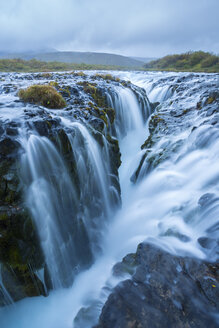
[96,243,219,328]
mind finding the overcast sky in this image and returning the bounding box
[0,0,218,57]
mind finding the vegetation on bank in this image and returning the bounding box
[144,51,219,73]
[0,58,140,72]
[0,52,218,73]
[18,85,66,108]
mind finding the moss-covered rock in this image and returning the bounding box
[0,263,46,305]
[93,73,120,82]
[0,133,46,306]
[18,84,66,109]
[0,205,46,305]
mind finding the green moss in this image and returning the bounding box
[73,71,86,77]
[49,81,59,88]
[9,247,22,266]
[141,135,154,150]
[78,81,108,108]
[0,213,8,221]
[5,190,16,203]
[82,83,97,95]
[207,97,215,104]
[59,86,71,98]
[196,101,202,109]
[88,101,94,108]
[99,113,108,126]
[18,84,66,109]
[107,135,119,149]
[1,263,46,300]
[0,209,44,270]
[106,135,121,169]
[46,120,52,128]
[105,107,115,124]
[121,81,131,87]
[93,73,120,82]
[40,73,52,79]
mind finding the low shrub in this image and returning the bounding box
[18,84,66,109]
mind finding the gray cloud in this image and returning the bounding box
[0,0,218,57]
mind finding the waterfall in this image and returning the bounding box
[64,121,111,216]
[61,120,119,253]
[106,86,149,138]
[19,115,120,289]
[0,71,218,328]
[20,134,82,288]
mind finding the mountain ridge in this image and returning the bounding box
[0,51,144,68]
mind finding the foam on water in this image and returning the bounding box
[0,71,218,327]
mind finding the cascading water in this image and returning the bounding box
[60,119,119,253]
[0,71,218,327]
[19,115,118,289]
[106,86,145,138]
[63,120,112,217]
[20,133,82,288]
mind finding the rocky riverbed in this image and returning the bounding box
[0,71,218,328]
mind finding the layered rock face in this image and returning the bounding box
[0,71,149,304]
[0,130,46,304]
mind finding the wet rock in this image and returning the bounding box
[206,106,218,117]
[0,206,46,305]
[0,71,150,305]
[0,263,46,305]
[198,237,217,249]
[0,138,19,158]
[6,127,18,136]
[33,120,50,136]
[90,118,105,132]
[133,74,219,186]
[56,128,72,155]
[0,126,4,136]
[0,132,46,305]
[198,193,219,208]
[161,228,191,242]
[97,243,219,328]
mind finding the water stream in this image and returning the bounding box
[0,71,218,327]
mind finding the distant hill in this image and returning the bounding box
[0,58,143,72]
[144,51,219,73]
[130,56,157,63]
[0,51,144,68]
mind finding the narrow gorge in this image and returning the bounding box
[0,70,218,328]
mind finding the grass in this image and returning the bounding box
[0,52,218,73]
[0,58,141,72]
[144,51,219,73]
[18,84,66,109]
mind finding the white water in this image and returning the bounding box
[106,86,145,138]
[18,117,118,289]
[0,71,218,327]
[62,120,112,217]
[20,134,79,288]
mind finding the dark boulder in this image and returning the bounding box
[0,138,19,158]
[96,243,219,328]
